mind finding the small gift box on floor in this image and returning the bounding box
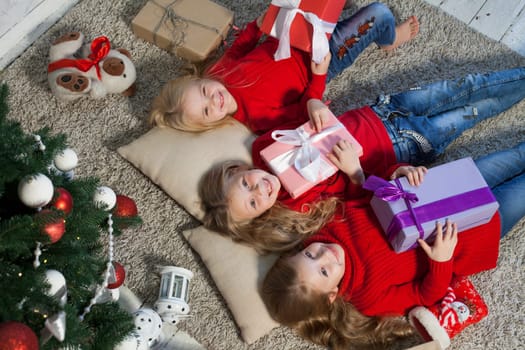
[260,111,362,199]
[260,0,346,62]
[131,0,234,62]
[363,157,499,253]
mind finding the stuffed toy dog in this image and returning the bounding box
[48,32,137,101]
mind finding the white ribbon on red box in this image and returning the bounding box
[269,122,343,182]
[270,0,336,63]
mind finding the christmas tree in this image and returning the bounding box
[0,83,142,350]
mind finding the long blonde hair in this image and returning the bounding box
[149,75,234,132]
[199,160,339,254]
[262,256,416,349]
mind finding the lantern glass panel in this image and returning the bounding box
[159,275,171,298]
[173,275,184,299]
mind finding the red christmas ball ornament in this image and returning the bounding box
[113,195,138,218]
[0,321,39,350]
[51,187,73,215]
[37,209,66,243]
[107,261,126,289]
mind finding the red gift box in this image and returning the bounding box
[260,111,363,198]
[260,0,346,62]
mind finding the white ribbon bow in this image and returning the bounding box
[270,122,343,182]
[271,0,335,63]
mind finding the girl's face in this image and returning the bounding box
[226,168,281,222]
[287,242,345,303]
[181,79,237,127]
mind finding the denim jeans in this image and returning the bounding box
[370,66,525,165]
[327,2,395,82]
[474,142,525,238]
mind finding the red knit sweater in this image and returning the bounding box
[251,106,404,210]
[207,20,326,135]
[306,199,501,317]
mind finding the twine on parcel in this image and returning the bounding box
[151,0,224,51]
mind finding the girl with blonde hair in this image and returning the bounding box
[150,3,419,134]
[200,66,525,253]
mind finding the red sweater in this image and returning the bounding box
[207,20,326,135]
[307,200,501,317]
[251,106,404,210]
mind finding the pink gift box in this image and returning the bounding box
[364,157,499,253]
[260,111,363,199]
[260,0,345,53]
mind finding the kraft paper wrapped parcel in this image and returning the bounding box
[131,0,233,62]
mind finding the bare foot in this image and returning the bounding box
[381,16,420,51]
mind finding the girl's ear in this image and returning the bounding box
[328,287,339,303]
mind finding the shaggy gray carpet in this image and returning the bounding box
[1,0,524,349]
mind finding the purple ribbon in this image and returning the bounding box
[364,176,419,202]
[364,176,425,243]
[364,175,497,250]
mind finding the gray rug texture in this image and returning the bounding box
[1,0,524,349]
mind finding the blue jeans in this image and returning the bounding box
[327,2,395,82]
[371,66,525,165]
[475,142,525,238]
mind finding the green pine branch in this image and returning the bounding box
[0,83,140,349]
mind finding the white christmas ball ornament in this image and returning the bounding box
[93,186,117,210]
[132,308,163,348]
[18,173,54,208]
[54,148,78,172]
[44,269,67,306]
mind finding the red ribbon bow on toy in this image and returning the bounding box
[47,36,111,80]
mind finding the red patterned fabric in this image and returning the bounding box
[431,277,488,338]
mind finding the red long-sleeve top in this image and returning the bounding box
[207,20,326,135]
[306,199,501,317]
[251,106,405,209]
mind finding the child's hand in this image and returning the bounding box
[307,98,331,132]
[418,220,458,262]
[311,51,331,76]
[327,139,365,185]
[390,165,427,186]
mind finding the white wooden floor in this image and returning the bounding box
[424,0,525,56]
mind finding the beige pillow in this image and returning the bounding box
[183,226,279,344]
[117,122,280,343]
[117,123,254,220]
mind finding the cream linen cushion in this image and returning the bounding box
[182,226,279,344]
[117,122,280,344]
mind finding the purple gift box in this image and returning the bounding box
[364,157,499,253]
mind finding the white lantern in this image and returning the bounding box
[154,266,193,325]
